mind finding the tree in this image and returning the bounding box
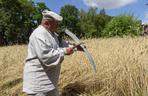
[0,8,9,45]
[78,8,112,38]
[102,14,142,37]
[60,5,80,36]
[94,8,112,37]
[32,2,50,26]
[0,0,30,44]
[0,0,49,45]
[78,8,97,38]
[99,8,106,15]
[17,0,34,43]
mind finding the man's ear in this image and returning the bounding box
[45,20,49,26]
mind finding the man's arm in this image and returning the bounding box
[31,36,73,67]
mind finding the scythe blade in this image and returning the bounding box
[65,29,96,74]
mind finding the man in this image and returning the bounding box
[23,10,82,96]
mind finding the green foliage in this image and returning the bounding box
[60,5,80,36]
[0,0,33,44]
[78,8,97,38]
[78,8,112,38]
[102,14,142,37]
[99,8,106,15]
[33,2,50,26]
[0,0,49,45]
[94,14,112,37]
[0,2,143,45]
[0,8,9,44]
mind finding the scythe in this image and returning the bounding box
[64,29,96,74]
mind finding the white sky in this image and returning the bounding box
[83,0,137,9]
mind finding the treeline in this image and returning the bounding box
[0,0,142,45]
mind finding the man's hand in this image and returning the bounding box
[76,45,86,51]
[72,42,86,52]
[63,47,74,55]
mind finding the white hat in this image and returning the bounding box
[42,10,63,21]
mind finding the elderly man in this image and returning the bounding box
[23,10,78,96]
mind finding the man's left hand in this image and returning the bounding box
[76,44,86,51]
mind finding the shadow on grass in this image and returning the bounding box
[61,80,104,96]
[61,82,85,96]
[0,77,22,89]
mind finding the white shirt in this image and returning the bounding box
[23,25,68,94]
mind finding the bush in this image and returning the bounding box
[102,14,142,37]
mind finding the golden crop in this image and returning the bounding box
[0,37,148,96]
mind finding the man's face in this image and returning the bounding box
[49,20,58,32]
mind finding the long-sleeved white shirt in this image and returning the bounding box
[23,25,68,94]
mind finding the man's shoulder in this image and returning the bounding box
[29,26,46,41]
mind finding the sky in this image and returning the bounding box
[35,0,148,24]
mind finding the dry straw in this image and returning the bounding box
[0,37,148,96]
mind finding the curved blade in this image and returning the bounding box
[65,29,80,43]
[65,29,96,73]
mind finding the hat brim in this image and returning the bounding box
[42,11,63,21]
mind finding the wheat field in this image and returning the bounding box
[0,37,148,96]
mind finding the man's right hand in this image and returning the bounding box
[63,47,74,55]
